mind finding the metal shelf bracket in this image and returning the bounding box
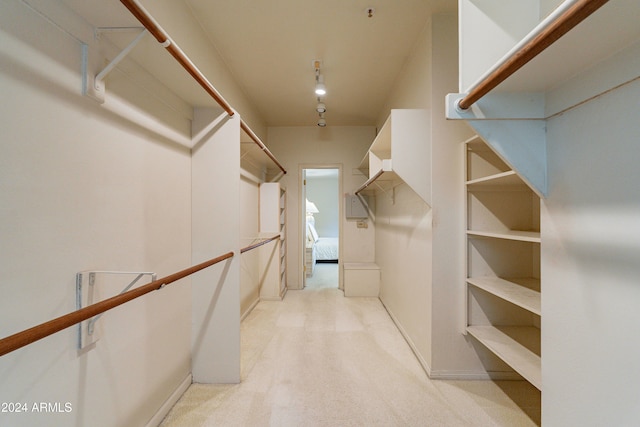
[82,28,147,103]
[76,270,156,350]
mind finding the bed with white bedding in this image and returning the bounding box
[307,218,338,262]
[314,236,339,261]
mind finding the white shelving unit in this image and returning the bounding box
[279,187,287,293]
[259,183,287,300]
[464,135,541,391]
[304,245,315,277]
[355,109,430,205]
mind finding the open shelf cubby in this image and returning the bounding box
[464,135,541,391]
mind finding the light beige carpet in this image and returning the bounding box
[304,262,338,289]
[160,285,540,426]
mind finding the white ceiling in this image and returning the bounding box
[63,0,456,128]
[182,0,455,127]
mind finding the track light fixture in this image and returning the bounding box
[314,64,326,96]
[313,60,327,126]
[315,77,326,96]
[317,113,326,127]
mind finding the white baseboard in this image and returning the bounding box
[146,373,192,427]
[259,296,283,301]
[379,296,515,382]
[379,296,433,377]
[428,370,523,381]
[241,297,260,321]
[260,285,287,301]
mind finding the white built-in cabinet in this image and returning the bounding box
[356,109,430,205]
[464,135,541,390]
[259,183,287,300]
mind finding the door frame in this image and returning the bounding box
[298,164,343,289]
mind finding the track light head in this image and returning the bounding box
[315,76,326,96]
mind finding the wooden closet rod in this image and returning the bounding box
[240,234,281,254]
[240,121,287,175]
[457,0,609,110]
[0,251,234,357]
[355,169,384,195]
[119,0,235,117]
[119,0,287,175]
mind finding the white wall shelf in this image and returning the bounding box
[467,229,540,243]
[465,135,541,391]
[467,325,541,390]
[355,109,430,205]
[467,277,540,316]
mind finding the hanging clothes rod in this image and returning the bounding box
[240,121,287,175]
[0,251,234,357]
[119,0,287,175]
[240,234,281,254]
[457,0,609,110]
[119,0,234,117]
[355,169,384,195]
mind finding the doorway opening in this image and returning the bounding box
[302,167,340,289]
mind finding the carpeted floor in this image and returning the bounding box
[304,262,338,289]
[159,275,540,426]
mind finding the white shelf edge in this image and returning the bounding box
[467,229,540,243]
[467,325,541,390]
[467,277,541,316]
[355,163,400,196]
[466,170,528,187]
[463,134,484,145]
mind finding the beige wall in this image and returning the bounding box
[190,109,241,383]
[429,15,480,376]
[266,127,376,289]
[375,184,434,368]
[373,18,435,370]
[0,0,258,424]
[374,14,482,376]
[306,174,340,238]
[541,45,640,425]
[377,17,433,125]
[0,2,192,425]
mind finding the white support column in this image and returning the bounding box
[191,108,241,383]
